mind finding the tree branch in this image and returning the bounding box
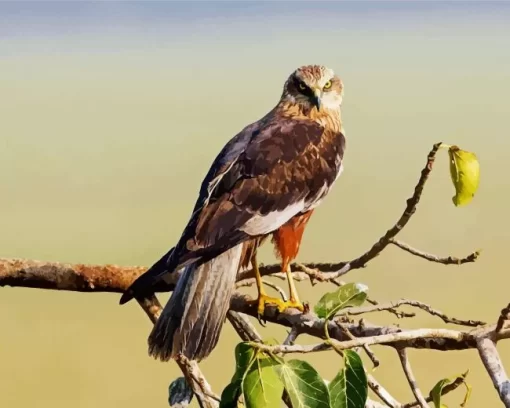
[366,373,403,408]
[1,258,506,353]
[397,349,429,408]
[227,310,262,343]
[477,335,510,407]
[336,299,485,327]
[389,239,480,265]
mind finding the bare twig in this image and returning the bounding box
[477,336,510,407]
[389,239,480,265]
[337,299,485,327]
[248,323,510,355]
[397,349,429,408]
[366,400,393,408]
[174,354,220,408]
[365,296,416,319]
[250,328,462,355]
[497,303,510,333]
[327,278,416,320]
[338,322,380,368]
[367,374,403,408]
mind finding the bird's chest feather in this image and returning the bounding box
[303,131,345,210]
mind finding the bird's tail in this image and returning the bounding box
[148,243,243,362]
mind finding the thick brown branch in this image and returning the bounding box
[2,258,505,352]
[0,258,145,292]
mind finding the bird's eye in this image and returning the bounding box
[323,80,332,90]
[298,83,307,91]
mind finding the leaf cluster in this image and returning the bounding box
[220,283,370,408]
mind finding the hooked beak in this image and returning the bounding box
[312,89,322,111]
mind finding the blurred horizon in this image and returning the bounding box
[1,1,509,407]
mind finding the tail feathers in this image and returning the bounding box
[119,247,175,305]
[148,243,243,361]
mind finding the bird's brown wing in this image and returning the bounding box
[120,117,345,304]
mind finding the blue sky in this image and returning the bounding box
[2,1,509,37]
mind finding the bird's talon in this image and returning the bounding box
[285,298,305,313]
[257,314,267,326]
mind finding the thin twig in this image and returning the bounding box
[338,322,380,368]
[365,296,416,319]
[366,400,393,408]
[250,328,471,355]
[327,278,415,319]
[337,299,486,327]
[367,374,403,408]
[397,349,429,408]
[497,303,510,333]
[390,239,480,265]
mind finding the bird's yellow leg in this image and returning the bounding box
[250,251,288,318]
[282,261,305,312]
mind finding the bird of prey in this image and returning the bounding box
[120,64,346,362]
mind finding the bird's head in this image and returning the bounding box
[281,65,344,113]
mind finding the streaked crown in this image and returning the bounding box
[281,65,343,112]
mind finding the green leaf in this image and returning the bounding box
[329,350,368,408]
[220,343,256,407]
[430,370,471,408]
[243,353,284,408]
[447,145,480,207]
[277,359,330,408]
[314,282,369,319]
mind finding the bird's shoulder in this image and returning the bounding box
[196,114,330,205]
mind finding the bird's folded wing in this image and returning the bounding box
[121,117,343,302]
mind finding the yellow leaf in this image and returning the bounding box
[448,146,480,207]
